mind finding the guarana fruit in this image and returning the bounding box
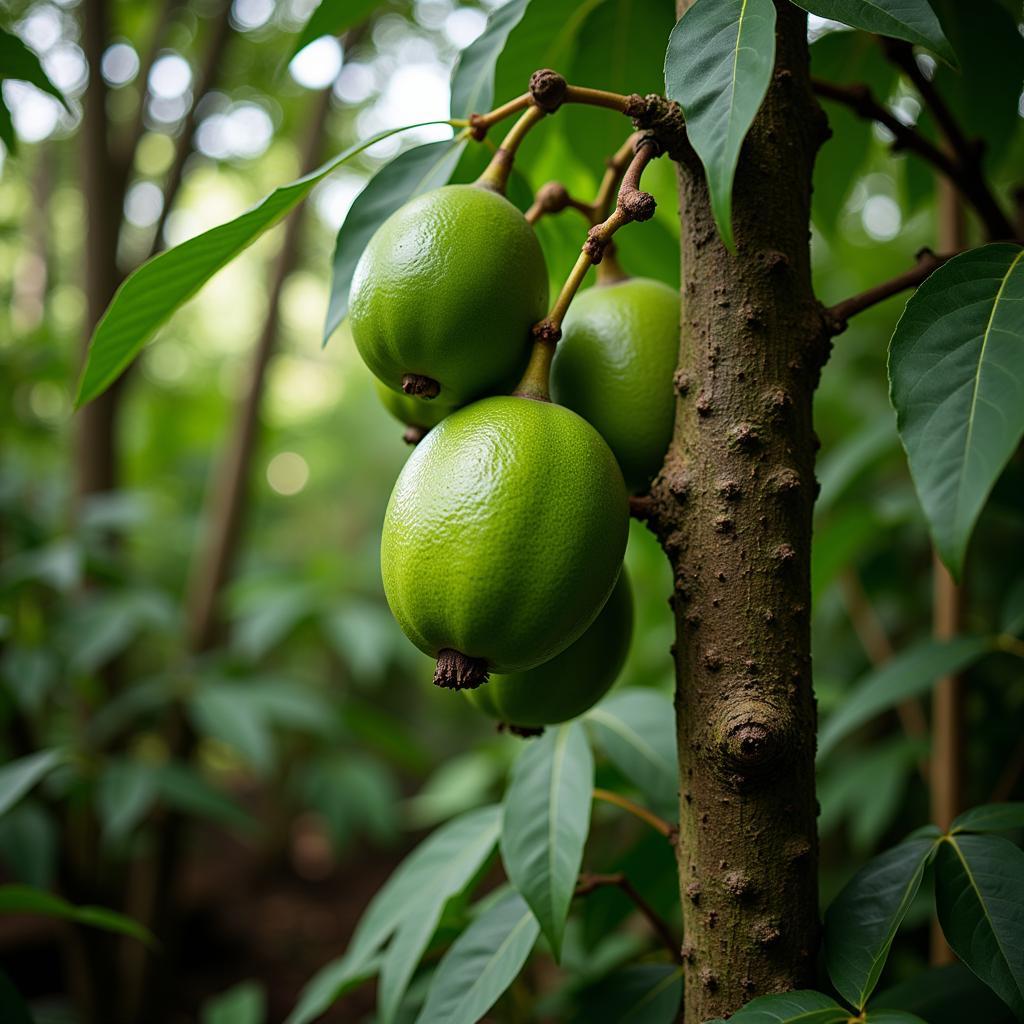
[349,184,549,406]
[380,394,629,689]
[552,276,679,493]
[466,569,633,732]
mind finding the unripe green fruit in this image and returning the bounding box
[375,379,455,431]
[552,277,680,494]
[350,185,549,406]
[381,395,628,686]
[466,569,633,730]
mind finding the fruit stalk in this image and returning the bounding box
[476,104,547,194]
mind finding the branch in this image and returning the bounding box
[811,77,957,180]
[592,787,673,838]
[575,872,682,962]
[825,247,954,334]
[880,39,1014,241]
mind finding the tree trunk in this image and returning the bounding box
[650,3,828,1019]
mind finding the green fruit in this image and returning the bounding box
[466,569,633,729]
[552,277,680,494]
[350,184,549,406]
[375,379,455,431]
[381,395,628,686]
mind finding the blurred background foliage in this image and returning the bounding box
[0,0,1022,1021]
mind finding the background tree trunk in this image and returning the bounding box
[651,3,828,1019]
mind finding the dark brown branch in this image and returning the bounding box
[811,77,958,180]
[881,39,1013,240]
[575,872,682,962]
[825,247,955,334]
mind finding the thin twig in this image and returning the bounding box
[593,787,673,838]
[575,872,682,962]
[477,104,546,193]
[825,248,954,334]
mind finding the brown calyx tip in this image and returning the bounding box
[434,649,489,690]
[529,69,567,112]
[402,425,428,445]
[619,189,656,222]
[531,319,561,344]
[498,722,545,739]
[401,374,440,399]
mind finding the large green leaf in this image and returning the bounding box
[0,24,69,109]
[585,689,677,815]
[792,1,955,65]
[286,805,501,1024]
[0,884,155,946]
[864,1012,929,1023]
[0,749,64,819]
[500,722,593,959]
[710,989,850,1023]
[573,963,683,1023]
[872,963,1017,1024]
[449,0,532,119]
[664,0,777,251]
[323,137,467,344]
[930,0,1024,173]
[414,889,539,1024]
[566,0,675,175]
[75,122,453,407]
[935,834,1024,1017]
[817,636,991,760]
[889,244,1024,579]
[824,836,938,1010]
[289,0,378,58]
[952,803,1024,835]
[96,759,159,844]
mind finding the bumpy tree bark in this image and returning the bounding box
[647,3,829,1019]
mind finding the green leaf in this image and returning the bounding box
[953,803,1024,835]
[930,0,1024,173]
[155,763,257,834]
[824,836,938,1010]
[323,137,467,343]
[0,884,155,946]
[664,0,777,251]
[872,962,1018,1024]
[500,722,593,959]
[75,122,452,407]
[935,834,1024,1017]
[201,981,266,1024]
[888,244,1024,579]
[792,0,955,66]
[449,0,532,119]
[414,890,539,1024]
[289,0,378,59]
[586,689,677,815]
[190,686,274,774]
[0,750,64,819]
[817,636,991,760]
[286,805,501,1024]
[96,759,159,844]
[722,989,850,1023]
[0,24,70,110]
[573,963,683,1023]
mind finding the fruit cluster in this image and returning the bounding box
[349,141,677,734]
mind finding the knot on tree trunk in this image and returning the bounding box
[713,701,791,784]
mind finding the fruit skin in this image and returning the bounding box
[381,395,628,676]
[349,184,549,406]
[375,379,455,431]
[551,277,680,494]
[466,570,633,728]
